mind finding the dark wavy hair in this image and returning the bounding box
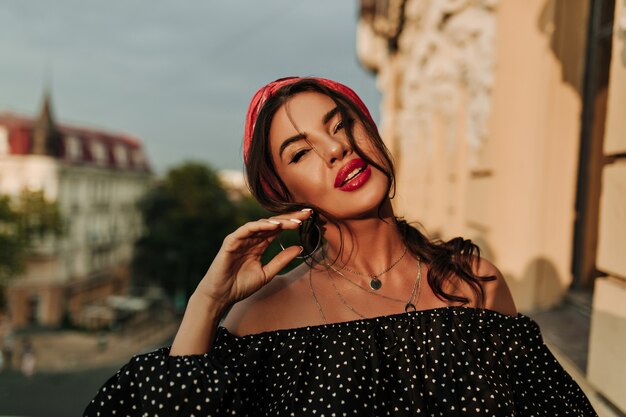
[244,78,495,306]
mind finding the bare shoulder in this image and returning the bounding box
[221,262,313,336]
[470,256,518,317]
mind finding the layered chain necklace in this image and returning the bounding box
[308,256,422,324]
[333,245,408,290]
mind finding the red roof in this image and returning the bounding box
[0,111,150,172]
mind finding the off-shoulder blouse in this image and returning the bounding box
[84,306,597,416]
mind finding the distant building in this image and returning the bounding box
[0,91,152,329]
[218,169,249,201]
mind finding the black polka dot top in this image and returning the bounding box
[84,306,597,416]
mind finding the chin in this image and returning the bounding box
[328,186,389,220]
[295,170,390,219]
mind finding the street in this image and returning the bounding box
[0,364,123,417]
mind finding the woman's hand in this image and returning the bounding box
[170,210,312,356]
[194,208,314,309]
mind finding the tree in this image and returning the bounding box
[0,190,62,308]
[132,162,241,303]
[0,196,26,294]
[16,189,63,239]
[132,161,306,308]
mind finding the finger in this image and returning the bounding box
[262,245,303,279]
[225,231,278,257]
[247,233,279,256]
[228,219,283,241]
[244,218,304,242]
[270,208,314,222]
[263,217,305,230]
[225,211,312,251]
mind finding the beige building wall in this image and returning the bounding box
[358,0,626,412]
[480,0,589,310]
[357,0,588,311]
[587,0,626,411]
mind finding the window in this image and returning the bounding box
[65,136,82,160]
[114,144,128,167]
[91,141,107,165]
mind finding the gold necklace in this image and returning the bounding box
[308,268,327,323]
[308,257,422,324]
[327,268,366,318]
[333,246,408,290]
[404,257,422,312]
[326,264,406,303]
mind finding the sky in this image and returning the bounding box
[0,1,381,174]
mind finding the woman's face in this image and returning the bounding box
[268,91,389,219]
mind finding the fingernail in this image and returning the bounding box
[289,218,302,224]
[267,220,281,225]
[298,246,304,253]
[301,208,313,213]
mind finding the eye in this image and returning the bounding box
[289,148,309,164]
[333,119,345,134]
[333,117,353,134]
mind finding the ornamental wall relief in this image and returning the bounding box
[359,0,499,168]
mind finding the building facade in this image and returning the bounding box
[357,0,626,412]
[0,93,152,329]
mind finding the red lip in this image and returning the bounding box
[334,158,368,188]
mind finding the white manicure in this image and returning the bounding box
[289,218,302,224]
[267,220,281,224]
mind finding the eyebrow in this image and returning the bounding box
[279,107,340,159]
[322,106,340,124]
[279,133,307,159]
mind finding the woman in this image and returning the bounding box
[85,77,597,416]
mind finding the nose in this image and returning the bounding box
[322,136,351,167]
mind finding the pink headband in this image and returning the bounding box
[243,76,375,200]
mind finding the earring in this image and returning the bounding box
[279,220,322,259]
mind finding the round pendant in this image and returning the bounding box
[369,278,382,290]
[405,303,417,312]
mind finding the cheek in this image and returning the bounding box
[284,171,328,202]
[352,126,384,163]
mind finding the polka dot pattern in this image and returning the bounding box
[84,306,597,416]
